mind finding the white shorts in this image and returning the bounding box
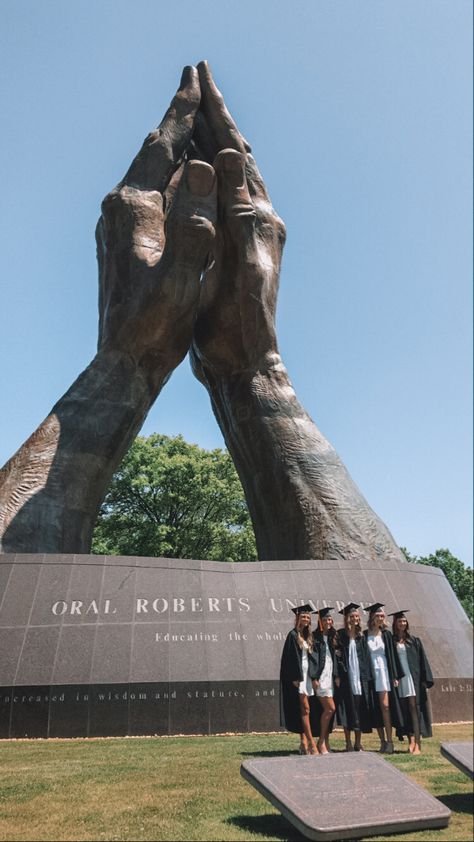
[316,687,333,698]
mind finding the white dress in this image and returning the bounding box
[396,642,416,697]
[298,641,315,696]
[348,638,362,696]
[316,637,333,698]
[367,634,391,692]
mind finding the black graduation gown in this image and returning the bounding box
[364,629,405,733]
[311,631,339,732]
[279,628,321,735]
[394,636,434,739]
[335,629,373,733]
[311,631,341,682]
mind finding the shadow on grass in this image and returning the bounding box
[240,748,354,757]
[384,750,410,756]
[226,814,306,840]
[437,792,474,814]
[240,750,294,757]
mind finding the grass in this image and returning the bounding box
[0,723,472,841]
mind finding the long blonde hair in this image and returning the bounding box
[368,611,388,632]
[294,615,314,651]
[344,612,362,639]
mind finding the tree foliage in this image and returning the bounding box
[401,547,473,623]
[92,434,257,562]
[92,436,473,617]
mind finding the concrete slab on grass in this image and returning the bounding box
[241,752,450,841]
[440,741,473,780]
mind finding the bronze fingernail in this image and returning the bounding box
[186,161,216,196]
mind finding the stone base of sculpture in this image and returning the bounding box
[0,554,471,738]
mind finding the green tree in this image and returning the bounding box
[401,547,473,623]
[92,434,257,562]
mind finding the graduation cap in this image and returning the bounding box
[388,609,410,619]
[291,604,314,615]
[314,607,334,618]
[339,602,360,615]
[364,602,385,614]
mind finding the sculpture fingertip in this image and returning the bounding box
[197,60,213,83]
[186,160,216,197]
[179,65,198,90]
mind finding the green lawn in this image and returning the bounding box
[0,723,472,841]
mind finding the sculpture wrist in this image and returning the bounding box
[201,360,404,563]
[201,360,321,558]
[0,348,162,554]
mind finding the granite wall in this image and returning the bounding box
[0,553,471,737]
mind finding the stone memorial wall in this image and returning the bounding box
[0,553,472,738]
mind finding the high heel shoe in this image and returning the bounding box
[299,744,308,755]
[385,741,394,754]
[379,740,387,753]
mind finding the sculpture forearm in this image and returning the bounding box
[0,349,158,553]
[0,69,218,556]
[202,355,404,562]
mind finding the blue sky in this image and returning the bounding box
[1,0,472,563]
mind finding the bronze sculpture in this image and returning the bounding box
[0,63,404,563]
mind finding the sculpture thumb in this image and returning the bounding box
[163,160,217,270]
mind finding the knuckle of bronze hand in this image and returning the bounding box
[170,210,215,233]
[227,204,256,224]
[142,129,174,164]
[275,215,287,241]
[100,189,122,217]
[101,188,144,229]
[144,129,160,145]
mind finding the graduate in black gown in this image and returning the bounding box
[363,603,405,753]
[312,607,341,754]
[335,603,373,751]
[279,604,320,754]
[389,610,434,754]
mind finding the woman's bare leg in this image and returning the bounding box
[317,697,335,754]
[353,696,363,749]
[377,726,386,751]
[299,733,309,753]
[354,729,363,750]
[344,727,354,751]
[299,695,317,753]
[379,691,393,751]
[408,697,421,754]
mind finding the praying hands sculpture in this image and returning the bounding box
[0,63,404,564]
